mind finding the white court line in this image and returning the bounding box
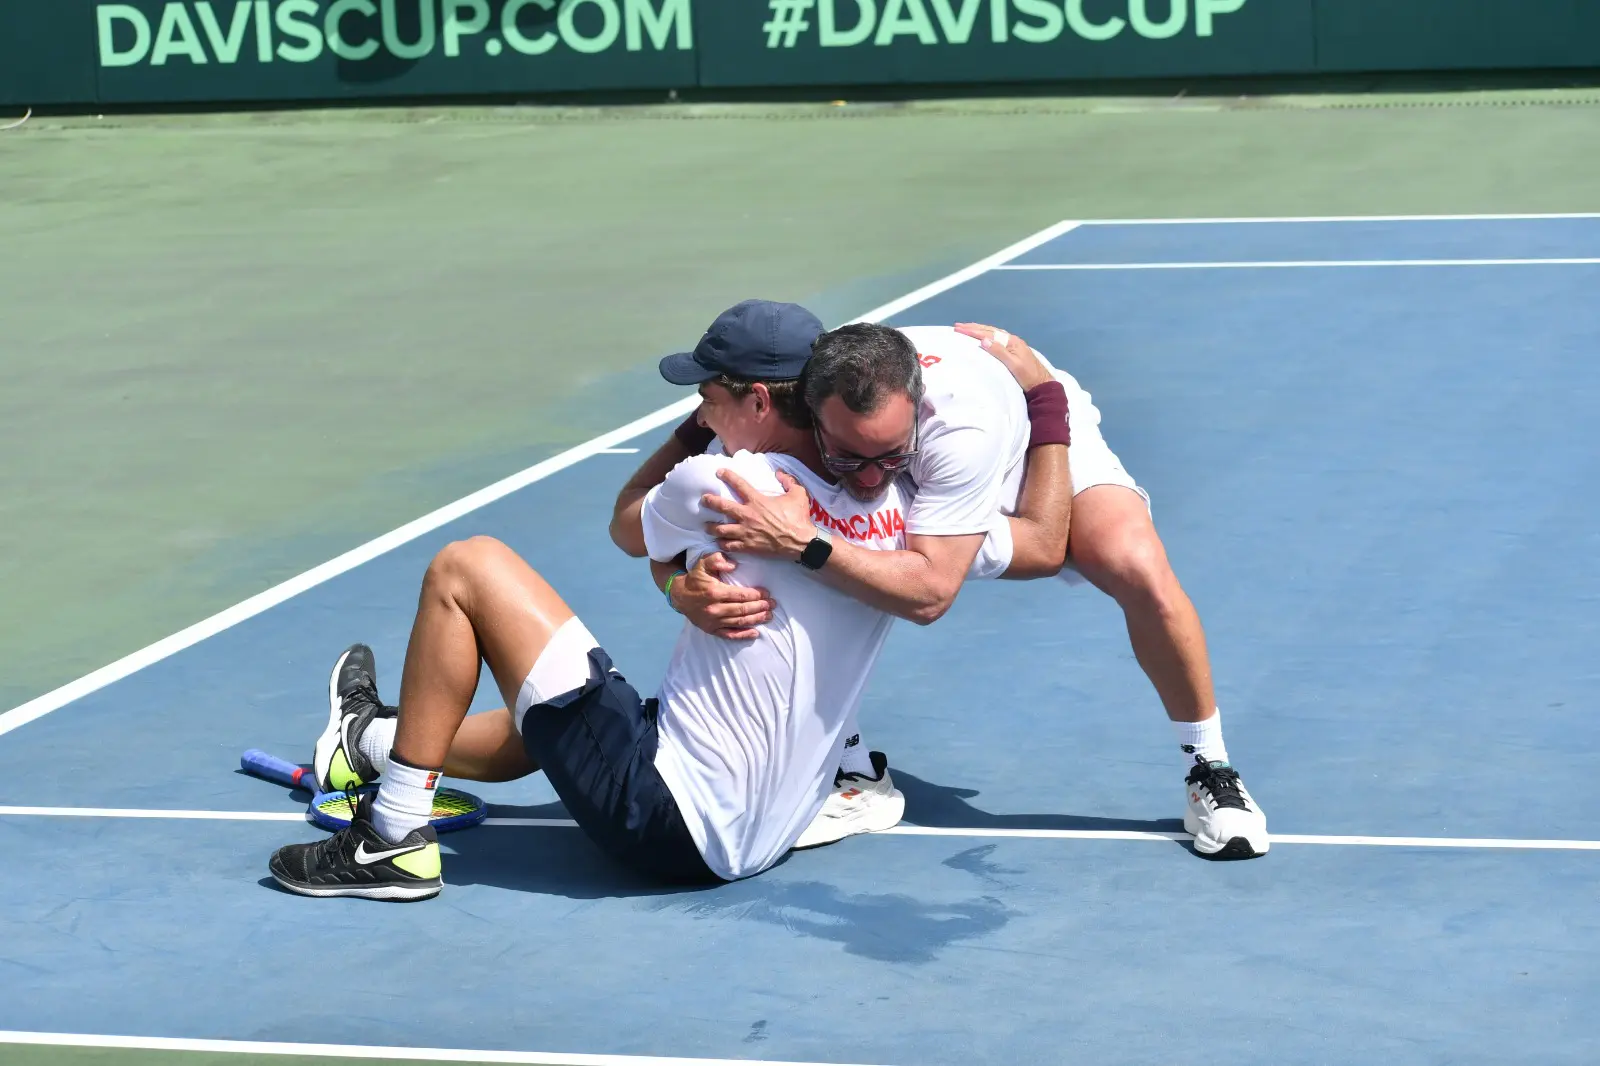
[3,805,1597,851]
[1076,212,1600,225]
[0,219,1080,742]
[996,258,1600,270]
[596,447,642,454]
[0,1031,886,1066]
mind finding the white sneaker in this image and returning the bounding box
[793,751,906,850]
[1183,757,1270,859]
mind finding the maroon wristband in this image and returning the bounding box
[674,412,716,455]
[1024,380,1071,448]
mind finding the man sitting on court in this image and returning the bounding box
[266,301,1070,899]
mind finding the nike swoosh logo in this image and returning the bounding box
[354,841,426,865]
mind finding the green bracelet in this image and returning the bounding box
[663,569,688,610]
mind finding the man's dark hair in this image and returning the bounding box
[803,323,925,415]
[713,374,813,430]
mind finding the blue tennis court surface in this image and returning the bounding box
[3,216,1598,1065]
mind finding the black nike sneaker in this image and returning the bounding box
[1183,756,1270,860]
[313,644,394,793]
[269,791,442,901]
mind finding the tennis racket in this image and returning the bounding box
[240,749,488,833]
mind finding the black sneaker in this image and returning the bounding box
[269,792,442,901]
[313,644,394,793]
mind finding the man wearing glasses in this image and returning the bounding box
[612,306,1076,848]
[618,305,1271,862]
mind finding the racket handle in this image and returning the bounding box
[242,749,319,794]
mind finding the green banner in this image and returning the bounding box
[1,1,98,105]
[1315,0,1600,73]
[6,0,1600,110]
[694,0,1314,87]
[91,0,696,103]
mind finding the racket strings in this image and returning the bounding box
[309,785,486,831]
[433,792,479,817]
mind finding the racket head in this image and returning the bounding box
[306,785,487,833]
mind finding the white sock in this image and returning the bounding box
[371,754,439,844]
[358,716,397,776]
[1174,709,1229,768]
[838,733,877,778]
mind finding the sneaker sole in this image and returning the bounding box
[792,788,906,850]
[312,648,354,793]
[1184,808,1269,860]
[1194,835,1266,861]
[270,872,441,902]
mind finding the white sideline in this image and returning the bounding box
[0,219,1082,742]
[0,1031,886,1066]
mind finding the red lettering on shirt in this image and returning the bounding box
[806,500,906,544]
[918,353,941,368]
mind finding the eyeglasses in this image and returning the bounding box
[813,421,920,476]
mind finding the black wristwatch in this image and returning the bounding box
[797,527,834,571]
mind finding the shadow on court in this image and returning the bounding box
[446,813,716,902]
[894,768,1188,838]
[655,878,1016,964]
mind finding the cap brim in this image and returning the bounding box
[658,351,718,386]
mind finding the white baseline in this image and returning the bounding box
[1075,212,1600,226]
[997,258,1600,271]
[1,805,1596,852]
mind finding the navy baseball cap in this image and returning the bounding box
[659,300,824,386]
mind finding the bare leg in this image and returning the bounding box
[445,708,536,782]
[1066,486,1216,723]
[391,535,576,769]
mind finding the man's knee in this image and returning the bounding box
[425,536,510,601]
[1073,520,1180,611]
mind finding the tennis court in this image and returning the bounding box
[2,210,1597,1065]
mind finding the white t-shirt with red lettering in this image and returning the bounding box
[640,449,910,881]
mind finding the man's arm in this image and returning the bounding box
[953,322,1071,580]
[707,327,1070,625]
[651,553,773,639]
[814,527,986,626]
[998,439,1072,580]
[610,431,698,558]
[714,425,1065,623]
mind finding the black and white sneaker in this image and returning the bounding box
[269,792,442,901]
[1183,757,1269,860]
[312,644,393,794]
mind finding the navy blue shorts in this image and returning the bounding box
[520,648,720,885]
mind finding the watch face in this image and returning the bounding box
[800,535,833,570]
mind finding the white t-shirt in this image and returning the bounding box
[896,325,1030,580]
[640,450,910,881]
